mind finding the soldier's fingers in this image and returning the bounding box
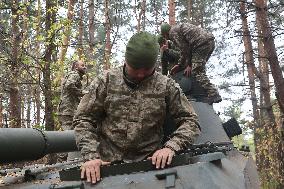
[167,153,174,165]
[85,167,92,183]
[155,154,162,169]
[161,153,168,168]
[151,150,160,165]
[102,161,111,166]
[90,167,97,184]
[81,167,86,179]
[94,164,101,182]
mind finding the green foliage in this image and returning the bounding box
[33,124,45,130]
[261,179,282,189]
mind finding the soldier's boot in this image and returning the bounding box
[206,87,222,105]
[207,94,222,105]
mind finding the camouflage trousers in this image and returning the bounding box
[191,40,219,97]
[58,115,74,130]
[57,115,74,162]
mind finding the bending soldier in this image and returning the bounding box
[157,34,180,76]
[160,23,222,104]
[58,60,87,130]
[73,32,200,184]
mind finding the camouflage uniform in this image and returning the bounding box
[58,71,84,130]
[74,66,200,162]
[169,23,218,97]
[161,40,180,75]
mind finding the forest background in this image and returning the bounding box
[0,0,283,188]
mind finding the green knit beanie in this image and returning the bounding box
[160,23,171,35]
[125,32,159,69]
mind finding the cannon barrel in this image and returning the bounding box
[0,128,78,163]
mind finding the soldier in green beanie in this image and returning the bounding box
[74,31,200,184]
[160,22,222,105]
[157,34,180,75]
[125,32,159,69]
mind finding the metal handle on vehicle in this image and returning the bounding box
[155,169,177,188]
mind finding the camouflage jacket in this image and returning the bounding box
[161,40,180,75]
[169,23,214,68]
[58,71,84,116]
[74,66,200,162]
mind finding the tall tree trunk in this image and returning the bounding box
[255,0,284,114]
[10,0,21,128]
[21,99,25,127]
[43,0,56,131]
[240,3,262,170]
[141,0,146,31]
[35,85,41,125]
[240,2,270,180]
[136,0,142,32]
[256,15,275,125]
[190,2,203,27]
[26,89,31,128]
[35,0,42,126]
[255,1,284,187]
[58,0,77,63]
[168,0,175,25]
[88,0,95,60]
[104,0,111,70]
[187,0,192,22]
[78,0,84,59]
[0,94,3,128]
[23,0,30,128]
[154,0,159,32]
[134,0,146,32]
[240,1,260,126]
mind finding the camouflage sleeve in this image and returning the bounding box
[169,26,189,67]
[65,73,82,97]
[161,53,168,75]
[73,74,107,161]
[164,79,200,152]
[167,48,180,61]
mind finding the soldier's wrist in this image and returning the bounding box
[83,153,101,162]
[164,146,176,153]
[164,141,181,152]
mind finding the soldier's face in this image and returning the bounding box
[162,33,169,40]
[125,63,155,82]
[76,61,87,75]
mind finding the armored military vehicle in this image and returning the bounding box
[0,72,260,189]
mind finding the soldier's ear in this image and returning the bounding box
[74,64,79,70]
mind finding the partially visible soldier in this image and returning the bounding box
[157,34,180,75]
[73,32,200,184]
[58,60,87,130]
[160,23,222,104]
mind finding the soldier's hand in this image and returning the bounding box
[150,148,175,169]
[170,65,180,75]
[81,159,110,184]
[160,44,168,51]
[183,65,192,77]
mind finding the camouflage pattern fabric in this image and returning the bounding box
[191,40,218,97]
[73,66,200,162]
[58,115,73,130]
[58,71,84,130]
[161,40,180,75]
[169,23,218,96]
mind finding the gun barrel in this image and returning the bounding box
[0,128,78,163]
